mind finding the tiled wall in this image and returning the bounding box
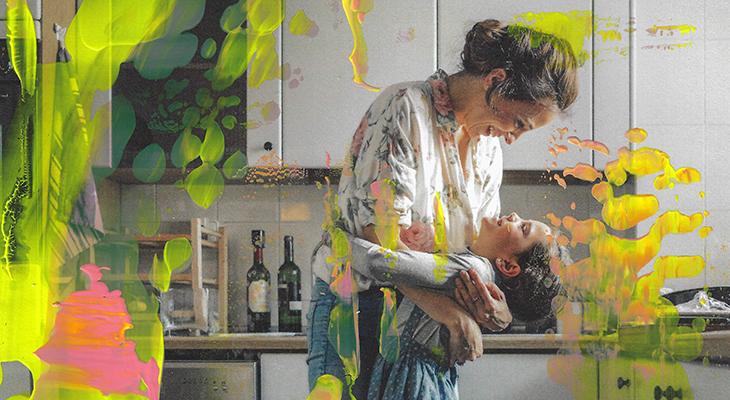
[104,180,594,332]
[634,0,730,292]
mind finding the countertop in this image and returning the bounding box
[164,331,730,359]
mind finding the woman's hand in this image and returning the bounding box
[455,269,512,332]
[446,311,483,367]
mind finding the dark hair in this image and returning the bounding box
[499,232,571,321]
[461,19,579,112]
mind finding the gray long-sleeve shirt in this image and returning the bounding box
[313,235,498,350]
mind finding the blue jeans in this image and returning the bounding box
[306,278,384,400]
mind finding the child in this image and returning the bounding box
[312,213,569,399]
[357,213,568,400]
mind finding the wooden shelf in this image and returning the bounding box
[136,234,219,249]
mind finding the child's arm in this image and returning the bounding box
[347,235,493,295]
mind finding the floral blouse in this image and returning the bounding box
[312,70,503,282]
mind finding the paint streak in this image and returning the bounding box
[341,0,380,91]
[378,287,399,363]
[35,265,159,399]
[646,24,697,36]
[564,163,603,183]
[290,9,319,38]
[512,11,593,65]
[596,30,622,42]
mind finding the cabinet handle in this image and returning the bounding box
[617,377,631,389]
[264,141,273,151]
[654,385,683,399]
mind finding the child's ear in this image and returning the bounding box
[496,258,521,278]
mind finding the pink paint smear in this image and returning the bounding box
[35,264,160,399]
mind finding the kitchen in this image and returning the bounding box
[0,0,729,399]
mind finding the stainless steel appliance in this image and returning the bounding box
[161,361,257,400]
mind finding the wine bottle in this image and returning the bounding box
[247,230,270,332]
[278,236,302,332]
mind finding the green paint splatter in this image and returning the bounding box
[184,162,224,209]
[223,151,248,179]
[221,115,237,129]
[171,129,202,168]
[201,38,217,59]
[200,122,225,164]
[132,143,167,183]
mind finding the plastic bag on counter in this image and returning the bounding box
[675,291,730,314]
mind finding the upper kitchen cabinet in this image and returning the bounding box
[439,0,593,171]
[592,0,630,164]
[281,0,436,168]
[246,2,282,170]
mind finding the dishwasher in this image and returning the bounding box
[161,361,257,400]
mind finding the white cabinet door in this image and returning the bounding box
[681,361,730,400]
[282,0,436,168]
[260,353,309,400]
[593,0,630,164]
[438,0,593,170]
[246,7,283,169]
[458,354,587,400]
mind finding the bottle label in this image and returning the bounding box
[248,280,270,313]
[289,301,302,311]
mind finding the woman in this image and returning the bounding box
[308,19,579,399]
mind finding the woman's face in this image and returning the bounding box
[461,95,556,145]
[475,212,551,261]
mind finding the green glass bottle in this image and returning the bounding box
[247,230,270,332]
[278,235,301,332]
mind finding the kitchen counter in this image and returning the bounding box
[164,331,730,359]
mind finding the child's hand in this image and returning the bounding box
[446,311,483,367]
[455,269,513,332]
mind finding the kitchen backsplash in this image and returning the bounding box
[99,179,591,332]
[97,177,722,333]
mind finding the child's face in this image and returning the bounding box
[475,213,551,261]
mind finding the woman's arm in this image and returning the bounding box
[398,284,482,366]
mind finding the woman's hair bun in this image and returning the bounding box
[461,19,507,75]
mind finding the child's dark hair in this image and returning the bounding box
[499,232,571,321]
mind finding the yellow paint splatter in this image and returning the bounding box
[341,0,380,92]
[290,9,319,38]
[512,11,593,65]
[554,173,567,189]
[307,374,344,400]
[597,30,622,42]
[646,24,697,36]
[625,127,647,143]
[592,182,659,230]
[546,212,562,227]
[699,191,705,199]
[698,226,713,238]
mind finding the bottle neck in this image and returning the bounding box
[253,247,264,264]
[284,241,294,263]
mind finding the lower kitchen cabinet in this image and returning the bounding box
[260,353,309,399]
[599,357,635,399]
[458,354,586,400]
[599,357,730,400]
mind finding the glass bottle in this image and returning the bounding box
[278,236,301,332]
[247,230,270,332]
